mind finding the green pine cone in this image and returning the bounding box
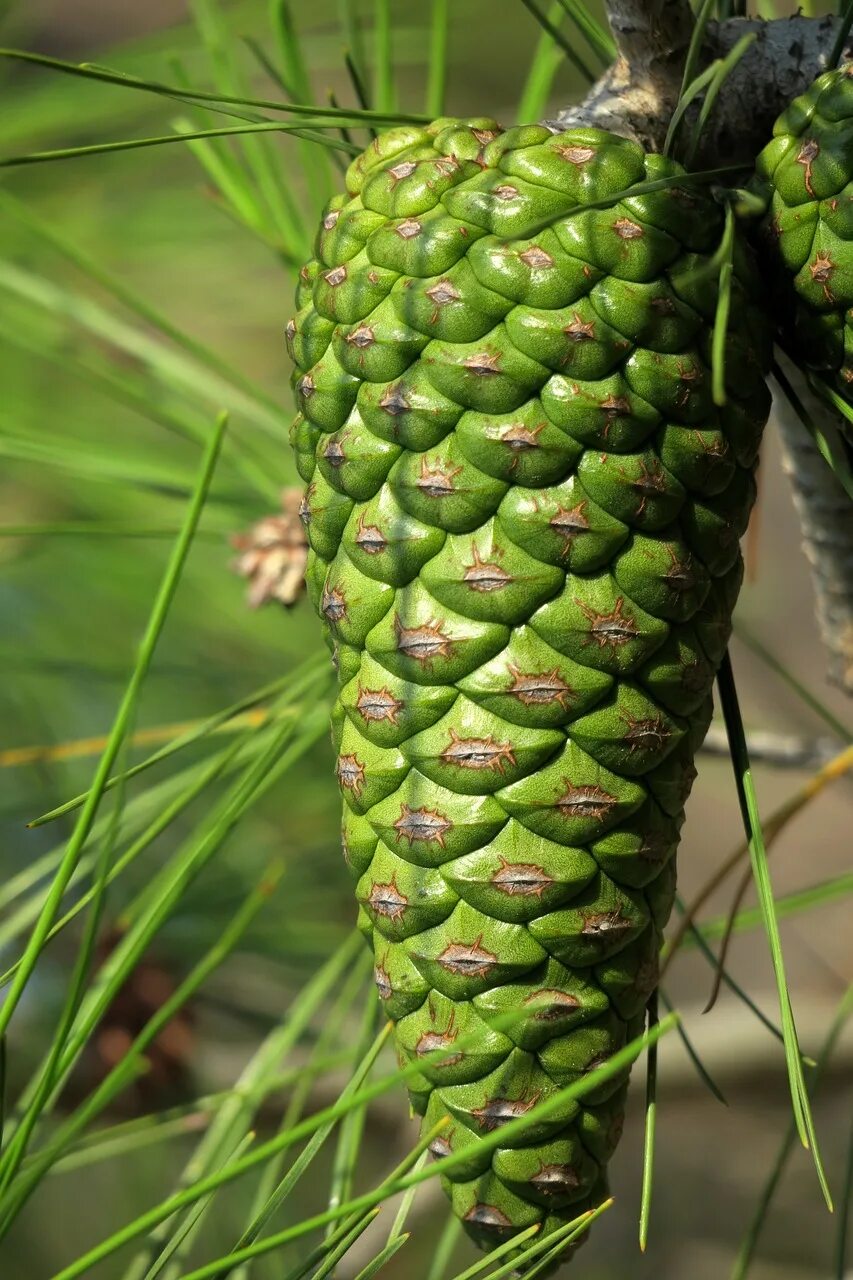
[288,117,771,1262]
[755,63,853,398]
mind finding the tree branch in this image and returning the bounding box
[548,11,841,163]
[606,0,694,67]
[702,13,839,166]
[774,369,853,693]
[699,725,846,770]
[545,0,692,144]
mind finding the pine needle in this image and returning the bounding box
[734,622,851,742]
[0,49,428,123]
[710,204,735,406]
[703,744,853,1015]
[662,744,853,972]
[733,984,853,1279]
[717,651,833,1209]
[373,0,396,114]
[663,59,719,158]
[830,0,853,68]
[676,0,717,120]
[43,1017,676,1280]
[683,32,756,168]
[639,993,659,1252]
[554,0,616,63]
[0,120,359,167]
[516,1,569,124]
[0,413,226,1048]
[426,0,449,117]
[659,989,728,1105]
[26,658,327,825]
[424,1216,462,1280]
[518,0,597,84]
[834,1112,853,1278]
[352,1234,410,1280]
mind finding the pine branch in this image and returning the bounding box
[775,373,853,694]
[606,0,694,69]
[548,7,842,160]
[699,727,848,771]
[545,0,692,143]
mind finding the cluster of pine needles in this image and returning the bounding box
[0,1,850,1276]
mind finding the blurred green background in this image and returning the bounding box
[0,2,851,1277]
